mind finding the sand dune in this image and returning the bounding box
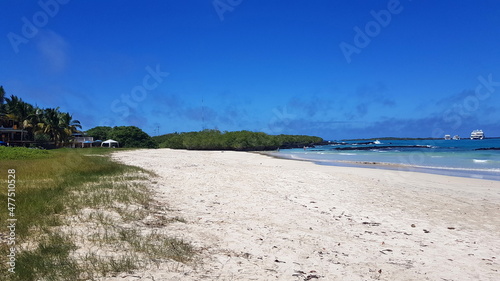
[111,149,500,280]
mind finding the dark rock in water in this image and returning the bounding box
[355,141,379,145]
[318,141,337,145]
[475,147,500,151]
[330,141,381,145]
[279,143,318,149]
[332,145,432,151]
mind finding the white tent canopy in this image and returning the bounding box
[101,139,119,148]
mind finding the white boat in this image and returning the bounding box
[470,130,484,140]
[444,134,451,140]
[453,135,460,140]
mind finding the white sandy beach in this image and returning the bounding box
[111,149,500,281]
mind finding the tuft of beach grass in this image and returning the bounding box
[0,147,194,280]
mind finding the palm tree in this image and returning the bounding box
[4,95,36,141]
[5,95,36,122]
[23,107,44,141]
[37,108,82,147]
[1,90,83,147]
[0,87,6,126]
[37,108,65,147]
[58,112,82,146]
[0,86,5,112]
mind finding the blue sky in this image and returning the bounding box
[2,0,500,139]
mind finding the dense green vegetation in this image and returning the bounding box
[2,86,321,151]
[84,126,111,141]
[85,126,157,148]
[1,86,158,149]
[0,146,51,160]
[153,129,323,151]
[0,148,193,280]
[0,87,81,147]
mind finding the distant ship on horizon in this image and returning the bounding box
[470,129,485,140]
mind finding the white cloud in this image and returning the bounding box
[36,30,69,73]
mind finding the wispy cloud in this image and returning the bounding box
[260,83,500,139]
[36,30,69,73]
[351,83,396,119]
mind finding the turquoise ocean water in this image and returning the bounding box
[274,139,500,181]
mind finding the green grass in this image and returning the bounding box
[81,253,140,279]
[14,233,80,281]
[1,148,131,237]
[0,147,194,280]
[0,146,51,160]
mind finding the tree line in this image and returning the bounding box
[0,86,81,147]
[153,129,323,151]
[1,86,323,150]
[85,126,157,149]
[0,86,158,149]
